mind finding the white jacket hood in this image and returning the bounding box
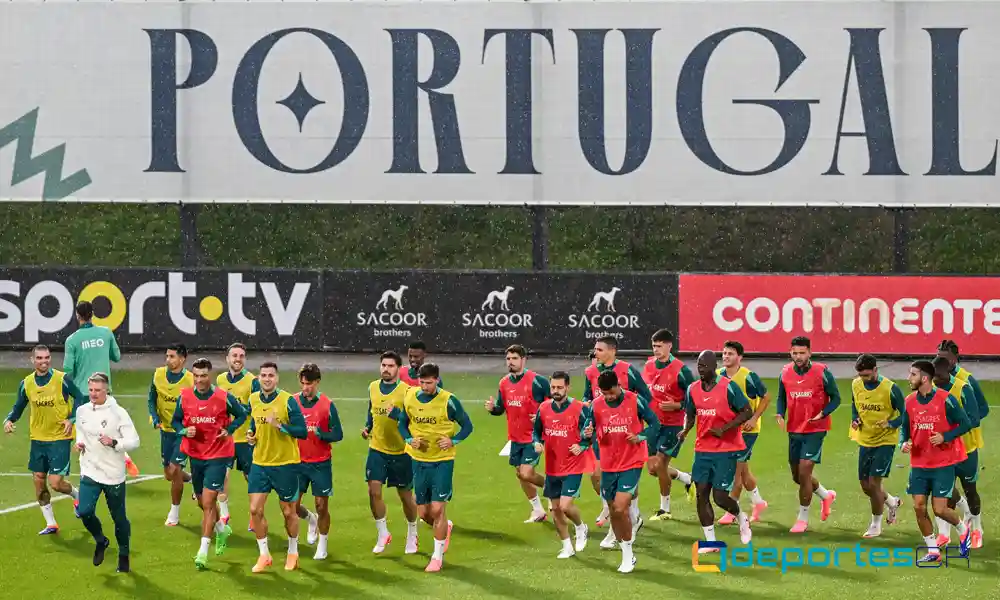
[88,396,120,411]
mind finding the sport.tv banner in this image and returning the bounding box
[323,270,679,354]
[678,273,1000,356]
[0,267,324,350]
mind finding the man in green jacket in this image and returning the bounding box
[62,301,139,477]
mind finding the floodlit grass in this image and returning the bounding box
[0,369,996,599]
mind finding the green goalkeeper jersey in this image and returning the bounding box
[63,322,121,392]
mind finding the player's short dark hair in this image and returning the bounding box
[932,356,952,374]
[855,354,877,372]
[166,343,188,358]
[790,336,811,349]
[651,329,674,344]
[937,339,960,356]
[380,351,402,366]
[298,363,321,382]
[259,361,278,373]
[228,342,246,353]
[31,344,50,356]
[597,371,620,391]
[191,358,212,371]
[505,344,527,357]
[911,360,935,378]
[76,301,94,322]
[418,362,440,380]
[408,340,427,351]
[723,340,744,356]
[551,371,570,385]
[595,336,618,349]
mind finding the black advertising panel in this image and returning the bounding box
[540,272,679,353]
[323,270,548,353]
[323,270,678,354]
[0,267,324,350]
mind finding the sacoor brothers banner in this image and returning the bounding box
[1,1,999,206]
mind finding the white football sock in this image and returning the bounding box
[317,534,328,555]
[376,517,389,537]
[797,505,810,522]
[937,517,952,538]
[40,504,57,527]
[432,538,446,560]
[257,537,269,556]
[660,495,670,512]
[69,486,79,501]
[703,525,716,541]
[676,471,692,485]
[923,535,938,551]
[750,487,765,505]
[529,496,543,512]
[972,514,983,531]
[288,536,299,555]
[168,504,180,520]
[814,485,831,500]
[218,500,230,520]
[407,520,418,537]
[199,537,210,555]
[956,496,971,520]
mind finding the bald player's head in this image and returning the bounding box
[696,350,718,382]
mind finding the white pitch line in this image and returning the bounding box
[0,474,161,516]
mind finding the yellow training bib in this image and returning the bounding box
[850,376,900,447]
[153,367,193,433]
[217,370,256,443]
[402,387,458,462]
[23,370,74,441]
[721,367,763,433]
[952,368,985,451]
[249,390,300,467]
[368,380,410,455]
[948,377,979,454]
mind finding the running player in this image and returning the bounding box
[363,351,419,555]
[293,363,343,560]
[900,360,972,562]
[850,354,905,538]
[532,371,591,558]
[74,372,139,573]
[4,345,86,534]
[583,336,653,528]
[680,350,753,552]
[393,363,474,573]
[216,342,260,529]
[246,362,309,573]
[62,301,139,478]
[591,370,659,573]
[930,356,984,549]
[641,329,696,521]
[775,336,840,533]
[486,344,551,523]
[171,358,247,570]
[718,340,769,525]
[400,341,444,387]
[148,344,195,526]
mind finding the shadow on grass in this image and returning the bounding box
[438,563,584,600]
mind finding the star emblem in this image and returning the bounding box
[276,73,324,132]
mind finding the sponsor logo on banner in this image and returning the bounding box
[461,285,534,340]
[356,284,428,339]
[568,287,642,341]
[678,274,1000,355]
[0,272,312,343]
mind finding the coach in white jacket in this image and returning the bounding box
[75,372,140,573]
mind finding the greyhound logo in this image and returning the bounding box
[357,283,427,338]
[376,285,408,311]
[569,285,640,340]
[482,286,514,311]
[587,287,621,313]
[462,284,533,339]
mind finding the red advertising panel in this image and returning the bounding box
[678,274,1000,356]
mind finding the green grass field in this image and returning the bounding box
[0,369,997,599]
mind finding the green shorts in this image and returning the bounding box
[650,425,685,459]
[788,432,826,464]
[248,463,301,503]
[28,440,71,476]
[413,459,454,505]
[735,433,758,463]
[543,474,584,500]
[231,442,253,476]
[955,450,979,484]
[907,466,956,498]
[858,445,895,480]
[509,441,541,467]
[299,459,333,497]
[365,449,413,489]
[160,430,186,468]
[692,451,739,492]
[190,457,230,496]
[600,467,642,502]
